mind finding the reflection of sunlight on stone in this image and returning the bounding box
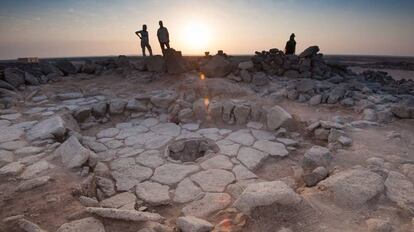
[218,218,233,232]
[204,97,210,107]
[200,73,205,80]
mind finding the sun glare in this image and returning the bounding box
[183,22,210,51]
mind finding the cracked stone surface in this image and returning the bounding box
[173,178,204,203]
[111,164,153,191]
[136,181,171,206]
[226,130,255,146]
[190,169,235,192]
[237,147,268,170]
[151,163,200,185]
[200,155,233,170]
[135,150,165,168]
[253,140,289,157]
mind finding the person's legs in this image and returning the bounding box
[146,44,153,56]
[160,42,166,55]
[165,42,170,49]
[141,41,146,57]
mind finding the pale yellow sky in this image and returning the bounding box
[0,0,413,59]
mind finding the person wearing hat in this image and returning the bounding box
[285,33,296,55]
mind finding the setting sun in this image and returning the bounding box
[182,22,210,51]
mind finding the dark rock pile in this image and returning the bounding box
[251,46,333,79]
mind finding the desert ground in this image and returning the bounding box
[0,48,413,232]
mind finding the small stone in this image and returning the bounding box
[176,216,213,232]
[303,166,328,187]
[86,207,164,222]
[0,161,24,176]
[266,106,292,130]
[302,146,332,171]
[56,217,105,232]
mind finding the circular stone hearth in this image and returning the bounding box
[167,138,219,162]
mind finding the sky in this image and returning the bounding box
[0,0,414,59]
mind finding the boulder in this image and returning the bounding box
[56,217,105,232]
[164,49,188,74]
[318,167,384,207]
[303,166,328,187]
[0,79,16,90]
[176,216,213,232]
[233,181,302,215]
[150,91,177,108]
[252,72,269,86]
[299,46,320,58]
[4,68,25,87]
[24,72,40,86]
[240,69,252,82]
[145,55,165,72]
[266,106,292,130]
[26,115,79,141]
[233,103,251,124]
[39,61,64,76]
[238,61,254,70]
[82,60,97,74]
[53,136,93,168]
[384,171,414,213]
[284,70,300,78]
[55,60,77,75]
[73,106,91,123]
[302,146,332,171]
[109,99,127,114]
[200,55,233,77]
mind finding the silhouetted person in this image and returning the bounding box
[285,33,296,55]
[135,24,153,57]
[157,21,170,54]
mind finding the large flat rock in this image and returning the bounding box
[53,136,92,168]
[56,217,105,232]
[136,181,171,206]
[253,140,289,157]
[190,169,235,192]
[151,163,199,186]
[237,147,268,171]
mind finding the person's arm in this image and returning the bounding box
[135,30,142,39]
[166,28,169,40]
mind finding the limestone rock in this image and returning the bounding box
[145,55,165,72]
[152,163,199,185]
[176,216,213,232]
[136,181,171,206]
[266,106,292,130]
[173,178,204,203]
[237,147,268,171]
[299,46,320,58]
[384,171,414,213]
[4,68,25,88]
[54,136,92,168]
[100,192,136,208]
[56,217,105,232]
[200,55,233,78]
[318,167,384,207]
[253,140,288,157]
[86,207,164,222]
[190,169,235,192]
[303,166,328,187]
[365,218,393,232]
[55,60,77,75]
[302,146,332,171]
[238,61,254,70]
[109,99,126,114]
[226,130,255,146]
[233,181,302,215]
[150,91,177,108]
[26,115,78,141]
[111,164,153,191]
[200,155,233,170]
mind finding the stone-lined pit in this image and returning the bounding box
[167,138,219,162]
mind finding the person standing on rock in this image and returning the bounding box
[285,33,296,55]
[157,20,170,55]
[135,24,153,57]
